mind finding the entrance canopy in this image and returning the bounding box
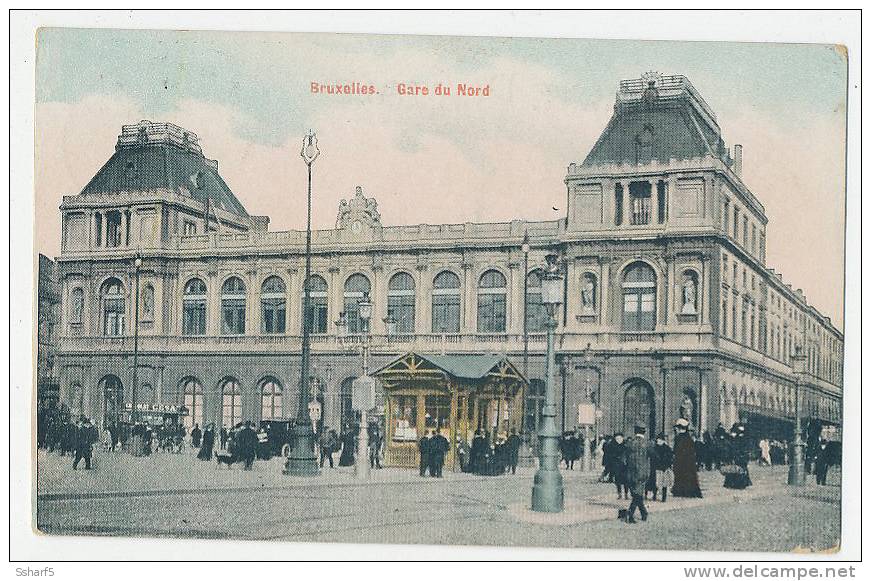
[373,352,527,395]
[373,352,528,469]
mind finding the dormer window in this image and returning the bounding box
[635,125,654,164]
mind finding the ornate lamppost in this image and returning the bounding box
[354,294,374,480]
[788,346,807,486]
[531,253,565,512]
[285,130,320,477]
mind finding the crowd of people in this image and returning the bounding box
[38,402,840,492]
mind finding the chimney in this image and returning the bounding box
[733,144,743,177]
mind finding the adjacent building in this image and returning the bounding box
[51,73,843,448]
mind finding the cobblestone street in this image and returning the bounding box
[36,449,840,553]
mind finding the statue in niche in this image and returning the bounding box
[680,394,694,422]
[681,274,697,315]
[581,275,596,315]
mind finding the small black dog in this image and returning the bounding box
[617,509,629,521]
[216,453,236,469]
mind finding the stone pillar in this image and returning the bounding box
[699,368,708,434]
[507,261,521,334]
[120,210,127,248]
[666,254,676,326]
[329,265,342,334]
[101,212,108,248]
[659,365,668,433]
[622,181,632,226]
[650,180,659,225]
[416,264,430,334]
[156,363,164,404]
[600,257,611,327]
[247,268,259,335]
[207,270,220,335]
[462,261,474,333]
[372,266,385,334]
[286,267,299,336]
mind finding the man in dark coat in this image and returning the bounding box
[238,421,259,470]
[506,428,522,475]
[624,425,652,523]
[671,418,703,497]
[72,418,98,470]
[814,439,836,485]
[610,433,629,499]
[142,422,153,456]
[197,424,215,460]
[470,429,487,475]
[368,423,383,469]
[429,429,450,477]
[191,423,202,448]
[418,430,432,476]
[648,432,674,502]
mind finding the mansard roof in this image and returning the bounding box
[583,73,732,167]
[79,120,249,217]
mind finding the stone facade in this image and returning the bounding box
[52,75,844,440]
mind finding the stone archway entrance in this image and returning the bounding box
[99,374,124,427]
[622,379,656,436]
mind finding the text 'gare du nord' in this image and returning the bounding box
[48,73,843,470]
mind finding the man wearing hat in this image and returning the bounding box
[671,418,703,498]
[624,424,653,523]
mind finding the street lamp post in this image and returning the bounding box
[520,233,531,449]
[131,255,142,427]
[531,253,565,513]
[582,345,593,473]
[356,294,373,480]
[788,347,807,486]
[285,130,320,477]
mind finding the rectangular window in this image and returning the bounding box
[743,216,749,248]
[388,294,415,334]
[221,299,246,335]
[615,185,623,226]
[733,207,739,239]
[183,299,206,335]
[304,296,328,334]
[262,299,286,334]
[656,181,666,224]
[752,224,758,256]
[477,293,506,333]
[432,294,460,333]
[723,201,730,232]
[424,395,451,431]
[630,182,652,225]
[392,395,418,442]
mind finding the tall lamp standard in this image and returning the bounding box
[520,233,531,448]
[788,346,807,486]
[131,255,142,428]
[355,294,374,480]
[531,253,565,513]
[285,130,320,477]
[582,344,594,473]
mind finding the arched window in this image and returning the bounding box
[221,378,242,427]
[182,278,207,336]
[69,287,84,325]
[260,377,283,420]
[344,273,372,334]
[303,275,328,334]
[180,377,204,430]
[477,269,507,333]
[141,283,155,322]
[525,270,547,333]
[432,271,461,333]
[387,272,415,334]
[101,278,125,336]
[221,277,246,335]
[622,262,656,332]
[261,276,286,334]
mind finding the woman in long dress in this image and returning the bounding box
[338,426,356,466]
[723,425,753,489]
[671,419,703,498]
[197,424,215,461]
